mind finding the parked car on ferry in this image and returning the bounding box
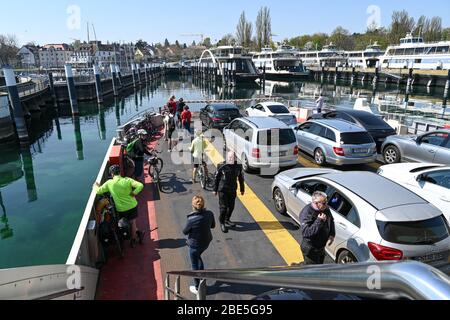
[377,163,450,224]
[245,102,297,126]
[308,110,397,153]
[381,129,450,165]
[295,120,377,166]
[199,103,242,130]
[271,168,450,272]
[223,117,299,173]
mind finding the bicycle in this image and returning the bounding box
[196,161,209,190]
[147,149,164,192]
[96,195,124,261]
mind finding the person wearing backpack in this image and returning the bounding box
[167,113,177,152]
[127,129,153,181]
[213,152,245,233]
[95,165,146,248]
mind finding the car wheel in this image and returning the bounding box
[314,148,326,166]
[337,250,358,264]
[383,145,401,164]
[242,153,252,173]
[273,188,287,215]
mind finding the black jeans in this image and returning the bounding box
[300,241,325,265]
[189,245,209,289]
[218,192,237,225]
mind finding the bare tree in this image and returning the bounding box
[0,34,19,66]
[389,10,415,44]
[256,7,272,50]
[427,17,442,41]
[330,26,355,50]
[236,11,253,47]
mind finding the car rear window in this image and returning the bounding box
[216,109,240,117]
[376,216,449,245]
[257,129,296,146]
[267,105,289,114]
[340,132,374,145]
[356,114,390,128]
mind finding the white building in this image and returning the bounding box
[39,44,72,69]
[17,45,41,68]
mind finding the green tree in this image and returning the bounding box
[329,26,355,50]
[164,39,170,47]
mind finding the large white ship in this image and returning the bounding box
[297,43,347,68]
[345,42,385,69]
[380,33,450,70]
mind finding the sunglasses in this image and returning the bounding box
[314,201,327,205]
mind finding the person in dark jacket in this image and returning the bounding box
[299,191,335,265]
[130,129,153,182]
[183,196,216,295]
[176,98,186,129]
[213,152,245,233]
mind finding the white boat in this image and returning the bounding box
[345,42,385,69]
[353,97,381,115]
[198,46,260,84]
[297,43,347,68]
[380,33,450,70]
[252,45,309,80]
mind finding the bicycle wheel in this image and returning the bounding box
[112,227,124,259]
[154,158,164,173]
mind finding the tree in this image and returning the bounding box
[0,34,19,66]
[442,27,450,41]
[256,6,271,50]
[164,39,170,47]
[136,39,148,50]
[218,34,236,46]
[191,40,196,47]
[175,40,180,48]
[236,11,253,47]
[202,37,212,48]
[329,26,355,50]
[389,10,415,44]
[183,43,187,49]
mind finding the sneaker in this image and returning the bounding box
[189,286,198,295]
[225,220,236,227]
[136,231,146,245]
[220,224,228,233]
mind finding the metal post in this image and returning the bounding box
[116,65,123,89]
[144,63,149,83]
[110,64,119,96]
[2,66,29,141]
[442,70,450,118]
[48,72,58,107]
[136,63,142,85]
[73,115,84,160]
[0,94,15,141]
[93,65,103,104]
[164,275,170,300]
[131,63,137,88]
[175,276,181,301]
[64,64,79,115]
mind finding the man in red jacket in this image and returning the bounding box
[181,105,192,133]
[168,95,177,115]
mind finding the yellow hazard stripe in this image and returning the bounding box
[205,142,304,265]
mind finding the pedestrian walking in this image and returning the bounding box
[176,98,186,129]
[315,94,324,114]
[299,191,335,265]
[181,105,192,133]
[183,196,216,295]
[213,152,245,233]
[168,95,177,115]
[127,129,153,182]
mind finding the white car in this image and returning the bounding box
[378,163,450,224]
[245,101,297,126]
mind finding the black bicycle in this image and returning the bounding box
[147,149,164,191]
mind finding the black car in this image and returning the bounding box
[308,109,397,153]
[200,103,242,130]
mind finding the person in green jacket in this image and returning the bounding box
[95,165,145,247]
[189,130,209,183]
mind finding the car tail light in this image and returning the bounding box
[333,147,345,156]
[211,117,223,122]
[294,146,299,156]
[252,148,261,159]
[368,242,403,261]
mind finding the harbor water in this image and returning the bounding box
[0,75,447,269]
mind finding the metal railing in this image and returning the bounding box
[166,261,450,300]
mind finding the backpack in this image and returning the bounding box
[168,116,176,131]
[126,138,139,158]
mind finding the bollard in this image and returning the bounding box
[136,63,142,85]
[0,94,15,141]
[64,64,79,115]
[2,66,29,141]
[131,64,137,88]
[20,146,38,202]
[116,65,123,88]
[93,65,103,104]
[48,72,58,108]
[73,116,84,161]
[110,64,119,97]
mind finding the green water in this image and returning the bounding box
[0,76,446,269]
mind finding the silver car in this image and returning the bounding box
[295,119,378,166]
[382,129,450,165]
[271,168,450,272]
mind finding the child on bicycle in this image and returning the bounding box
[189,130,209,184]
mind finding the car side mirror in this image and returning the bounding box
[289,186,298,194]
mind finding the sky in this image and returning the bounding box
[1,0,450,46]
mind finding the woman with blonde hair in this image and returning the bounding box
[182,196,216,295]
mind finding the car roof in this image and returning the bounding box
[258,101,287,108]
[322,172,429,210]
[208,103,238,110]
[241,117,290,129]
[310,119,366,133]
[329,109,377,118]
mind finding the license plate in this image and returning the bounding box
[413,253,444,263]
[378,138,386,142]
[353,148,368,153]
[279,151,287,156]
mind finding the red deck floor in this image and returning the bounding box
[96,136,164,300]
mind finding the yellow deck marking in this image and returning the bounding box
[205,142,304,265]
[298,155,320,168]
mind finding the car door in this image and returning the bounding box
[417,169,450,202]
[224,120,240,153]
[410,132,448,163]
[287,179,332,223]
[296,122,320,155]
[253,104,266,117]
[434,135,450,165]
[327,189,361,255]
[236,122,253,160]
